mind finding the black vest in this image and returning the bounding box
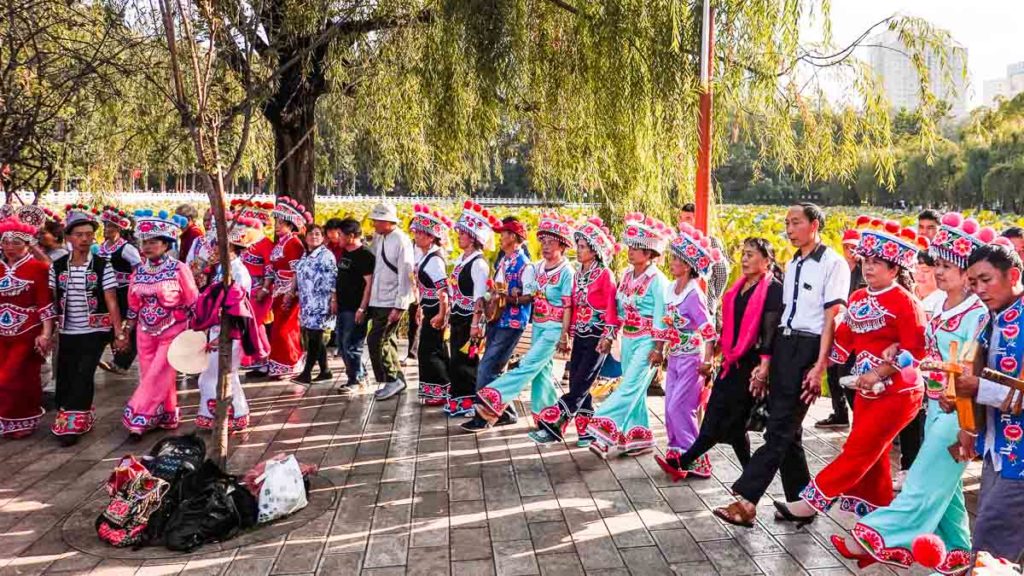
[452,254,482,317]
[99,241,135,309]
[417,250,446,310]
[52,253,111,331]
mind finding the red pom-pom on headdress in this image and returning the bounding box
[962,218,979,235]
[855,215,871,227]
[977,227,997,243]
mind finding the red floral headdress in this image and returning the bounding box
[0,216,38,243]
[928,212,996,269]
[854,215,928,270]
[409,203,453,242]
[621,212,672,254]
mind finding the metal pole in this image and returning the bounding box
[695,0,715,234]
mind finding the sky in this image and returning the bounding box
[803,0,1024,109]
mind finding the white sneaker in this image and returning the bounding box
[374,380,407,400]
[892,470,908,492]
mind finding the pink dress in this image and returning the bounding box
[123,257,199,434]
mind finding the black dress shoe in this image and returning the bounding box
[814,414,850,429]
[494,410,518,427]
[292,374,313,385]
[460,417,491,433]
[313,371,333,382]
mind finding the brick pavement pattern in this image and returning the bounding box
[0,347,983,575]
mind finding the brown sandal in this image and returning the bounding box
[713,501,756,528]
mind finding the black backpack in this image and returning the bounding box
[159,460,258,552]
[143,434,206,483]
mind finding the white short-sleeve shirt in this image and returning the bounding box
[780,243,851,335]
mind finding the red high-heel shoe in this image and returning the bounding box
[830,535,878,569]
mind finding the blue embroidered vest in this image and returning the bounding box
[494,248,531,330]
[977,296,1024,479]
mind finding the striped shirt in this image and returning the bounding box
[49,255,118,334]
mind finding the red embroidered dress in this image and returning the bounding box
[266,233,305,376]
[0,255,53,437]
[801,284,926,517]
[242,236,274,324]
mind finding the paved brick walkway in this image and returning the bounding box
[0,346,983,576]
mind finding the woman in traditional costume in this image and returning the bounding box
[666,237,783,479]
[445,201,499,417]
[51,205,126,444]
[653,223,722,479]
[292,223,337,384]
[833,213,992,573]
[465,213,575,432]
[409,204,453,406]
[123,210,199,437]
[774,217,928,527]
[231,199,275,370]
[97,205,141,374]
[259,197,312,379]
[586,213,673,459]
[194,215,264,432]
[0,216,54,438]
[530,217,619,447]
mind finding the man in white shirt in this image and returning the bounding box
[367,202,415,400]
[716,203,851,527]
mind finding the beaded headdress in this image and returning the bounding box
[135,210,188,242]
[621,212,672,255]
[669,223,723,277]
[928,212,997,270]
[574,217,619,264]
[853,215,928,270]
[410,203,453,242]
[272,196,313,230]
[455,201,500,248]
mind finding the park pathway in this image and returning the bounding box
[0,344,983,576]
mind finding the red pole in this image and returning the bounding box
[695,0,715,234]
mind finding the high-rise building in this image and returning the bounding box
[867,29,968,118]
[983,61,1024,108]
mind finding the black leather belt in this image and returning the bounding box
[778,327,820,339]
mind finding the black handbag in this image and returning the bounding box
[745,397,768,433]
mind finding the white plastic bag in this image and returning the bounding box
[256,455,308,524]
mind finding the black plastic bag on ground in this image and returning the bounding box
[148,459,257,552]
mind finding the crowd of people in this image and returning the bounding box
[0,197,1022,573]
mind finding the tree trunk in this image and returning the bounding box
[263,35,328,214]
[271,108,317,212]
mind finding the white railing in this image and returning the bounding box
[38,191,599,208]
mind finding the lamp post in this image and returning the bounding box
[694,0,715,233]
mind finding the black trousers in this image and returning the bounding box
[678,352,757,469]
[367,306,403,384]
[542,335,606,440]
[407,302,419,357]
[732,333,818,504]
[56,332,110,411]
[448,316,477,400]
[826,356,857,421]
[417,306,450,387]
[300,328,330,376]
[898,405,926,470]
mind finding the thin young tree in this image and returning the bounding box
[140,0,260,467]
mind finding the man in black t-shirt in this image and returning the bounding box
[335,218,376,391]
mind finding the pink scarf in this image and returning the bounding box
[720,273,772,375]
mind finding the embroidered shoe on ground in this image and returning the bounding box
[374,379,407,400]
[576,434,595,448]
